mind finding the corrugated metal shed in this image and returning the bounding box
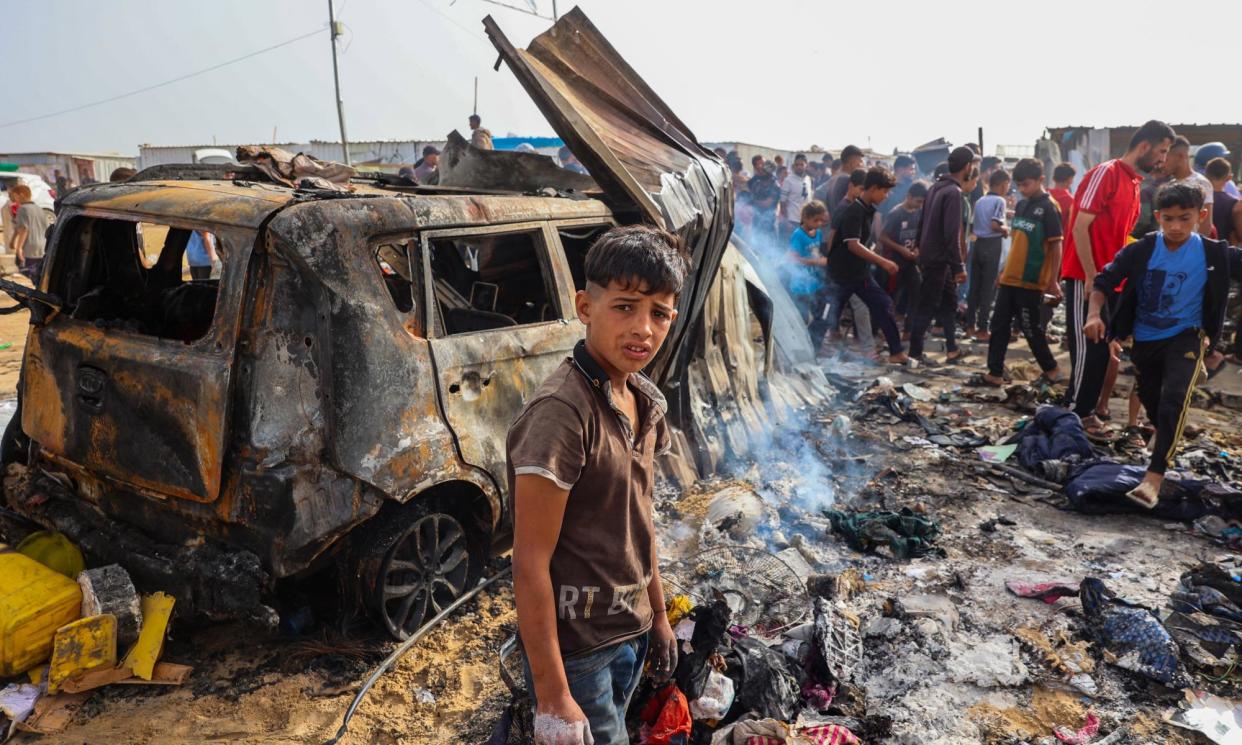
[1046,123,1242,177]
[0,152,136,186]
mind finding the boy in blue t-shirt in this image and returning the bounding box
[1085,183,1242,508]
[784,200,829,325]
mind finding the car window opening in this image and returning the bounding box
[375,242,417,314]
[54,217,223,343]
[429,230,558,335]
[558,225,611,292]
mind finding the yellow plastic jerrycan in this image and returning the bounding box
[0,543,83,676]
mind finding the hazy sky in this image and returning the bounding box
[7,0,1242,157]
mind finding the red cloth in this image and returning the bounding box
[1049,187,1074,237]
[1005,579,1081,604]
[799,724,862,744]
[1061,160,1142,281]
[1054,711,1100,744]
[639,683,692,745]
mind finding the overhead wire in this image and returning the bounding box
[0,27,328,130]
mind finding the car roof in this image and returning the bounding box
[61,178,612,230]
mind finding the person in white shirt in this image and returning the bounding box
[1165,136,1214,234]
[779,153,813,243]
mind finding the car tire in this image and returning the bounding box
[357,498,487,640]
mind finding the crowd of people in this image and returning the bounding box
[724,120,1242,509]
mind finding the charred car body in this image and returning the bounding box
[1,9,821,637]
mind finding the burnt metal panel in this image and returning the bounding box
[62,180,294,229]
[22,222,253,503]
[483,8,734,388]
[437,130,600,195]
[263,200,489,504]
[420,222,584,491]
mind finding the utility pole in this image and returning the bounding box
[552,0,558,20]
[473,76,478,116]
[328,0,351,165]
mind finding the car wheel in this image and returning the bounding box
[362,502,480,639]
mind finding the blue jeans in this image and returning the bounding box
[524,634,648,745]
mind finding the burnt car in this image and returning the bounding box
[0,9,746,638]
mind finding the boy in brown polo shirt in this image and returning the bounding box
[507,225,686,745]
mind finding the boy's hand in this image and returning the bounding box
[535,696,593,745]
[1047,282,1063,301]
[648,615,678,682]
[879,258,898,277]
[1084,315,1106,342]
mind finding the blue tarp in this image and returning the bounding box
[492,136,564,151]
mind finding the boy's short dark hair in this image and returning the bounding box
[1052,162,1076,183]
[109,167,136,182]
[1170,135,1191,152]
[751,154,764,167]
[894,155,915,170]
[794,152,807,163]
[908,180,929,199]
[848,168,866,187]
[830,158,842,170]
[981,156,1002,171]
[1155,182,1206,211]
[1205,157,1233,182]
[933,161,949,178]
[585,225,690,296]
[841,145,864,162]
[947,146,975,174]
[1127,120,1176,151]
[864,166,898,190]
[1012,158,1044,184]
[988,168,1011,189]
[800,200,828,222]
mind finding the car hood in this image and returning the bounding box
[484,7,734,386]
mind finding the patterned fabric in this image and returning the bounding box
[798,724,861,745]
[1079,578,1189,687]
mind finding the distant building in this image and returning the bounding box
[1043,123,1242,190]
[0,151,135,188]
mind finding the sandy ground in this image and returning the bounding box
[0,277,31,398]
[7,329,1242,743]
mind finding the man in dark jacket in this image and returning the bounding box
[1085,183,1242,508]
[908,146,973,363]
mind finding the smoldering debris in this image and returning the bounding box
[643,351,1242,745]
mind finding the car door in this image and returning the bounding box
[484,7,734,387]
[422,222,581,489]
[17,215,247,502]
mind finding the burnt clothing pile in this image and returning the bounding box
[1063,463,1242,522]
[823,508,943,560]
[627,598,869,745]
[1078,577,1192,688]
[1017,405,1094,476]
[1165,561,1242,675]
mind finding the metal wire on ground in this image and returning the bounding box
[323,566,513,745]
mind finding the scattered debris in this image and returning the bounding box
[1166,689,1242,744]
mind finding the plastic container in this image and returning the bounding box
[0,544,83,676]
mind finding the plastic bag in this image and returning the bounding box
[688,669,734,721]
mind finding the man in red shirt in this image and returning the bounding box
[1049,163,1076,236]
[1062,120,1176,435]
